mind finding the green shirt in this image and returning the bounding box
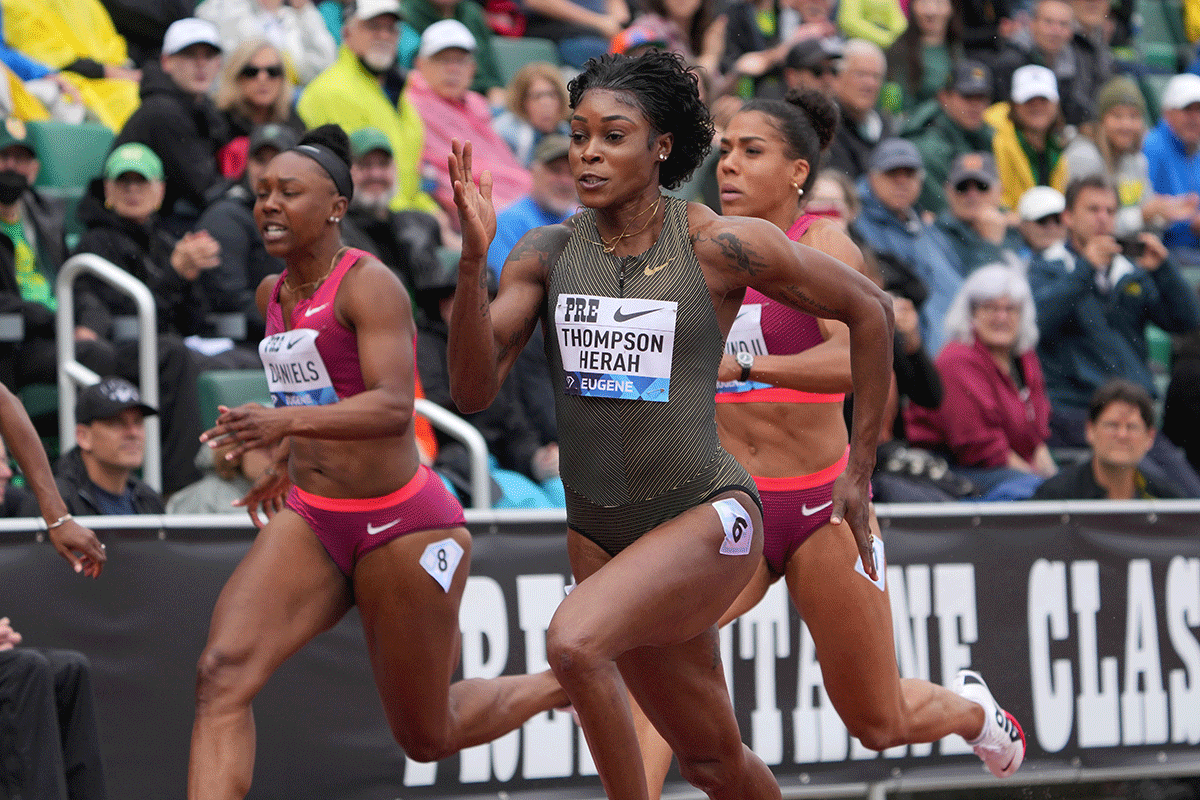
[1,218,55,311]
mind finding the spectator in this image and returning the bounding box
[487,134,578,277]
[297,0,442,220]
[339,125,442,291]
[992,0,1099,125]
[20,377,165,515]
[213,39,306,179]
[73,144,256,492]
[1069,0,1114,88]
[782,37,842,95]
[853,137,964,353]
[836,0,905,50]
[0,617,106,800]
[96,0,192,66]
[400,0,509,103]
[195,0,337,85]
[989,64,1068,212]
[404,20,531,223]
[1033,378,1183,499]
[521,0,631,69]
[165,441,274,513]
[1029,174,1200,495]
[491,62,570,168]
[195,123,295,341]
[827,39,894,180]
[0,14,88,124]
[721,0,836,100]
[0,0,141,130]
[1015,184,1068,258]
[1143,73,1200,264]
[610,0,727,81]
[884,0,962,113]
[114,17,229,235]
[936,152,1026,273]
[959,0,1012,68]
[903,59,995,214]
[904,264,1056,498]
[0,120,115,393]
[0,435,29,515]
[1066,76,1200,240]
[413,258,559,507]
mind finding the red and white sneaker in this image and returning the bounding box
[953,669,1026,778]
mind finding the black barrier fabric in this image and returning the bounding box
[2,509,1200,799]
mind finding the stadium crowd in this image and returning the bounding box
[3,0,1200,511]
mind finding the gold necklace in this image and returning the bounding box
[284,246,348,294]
[588,196,662,255]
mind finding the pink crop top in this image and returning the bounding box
[716,215,845,405]
[260,247,369,406]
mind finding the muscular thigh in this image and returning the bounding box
[557,489,764,657]
[786,512,901,717]
[352,526,472,727]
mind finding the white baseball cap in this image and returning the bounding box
[162,18,222,56]
[1162,73,1200,110]
[348,0,403,21]
[1011,64,1059,104]
[1018,186,1066,222]
[418,19,477,59]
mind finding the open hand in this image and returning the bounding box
[233,463,290,529]
[449,140,497,265]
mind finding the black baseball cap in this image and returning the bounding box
[249,123,298,157]
[947,60,992,97]
[76,377,158,424]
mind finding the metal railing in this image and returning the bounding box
[55,253,161,491]
[414,397,491,508]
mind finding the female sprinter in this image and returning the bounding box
[634,89,1027,798]
[187,125,567,800]
[447,51,895,800]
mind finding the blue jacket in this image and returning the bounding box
[1028,241,1200,409]
[1143,119,1200,249]
[852,180,964,354]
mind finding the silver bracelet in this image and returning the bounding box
[47,513,74,530]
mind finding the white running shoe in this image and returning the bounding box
[953,669,1026,778]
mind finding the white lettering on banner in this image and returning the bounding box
[459,577,519,783]
[1073,560,1121,747]
[888,565,934,757]
[793,621,845,762]
[1029,559,1074,752]
[1123,560,1168,745]
[739,582,788,764]
[516,575,574,779]
[1167,557,1200,745]
[935,565,977,756]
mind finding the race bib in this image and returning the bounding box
[853,534,887,592]
[420,538,465,593]
[713,497,754,556]
[259,328,338,407]
[556,294,676,402]
[717,304,772,394]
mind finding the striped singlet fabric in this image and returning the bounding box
[545,195,758,556]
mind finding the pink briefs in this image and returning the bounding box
[755,448,849,575]
[287,465,466,576]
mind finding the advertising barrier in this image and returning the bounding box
[3,502,1200,799]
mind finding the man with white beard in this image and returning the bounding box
[297,0,443,220]
[340,126,442,292]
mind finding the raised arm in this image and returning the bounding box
[0,384,105,576]
[696,210,894,577]
[447,140,560,413]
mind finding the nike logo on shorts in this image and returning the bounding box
[801,501,832,516]
[366,519,401,535]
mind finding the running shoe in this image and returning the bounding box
[953,669,1026,778]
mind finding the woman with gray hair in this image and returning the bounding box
[904,263,1057,498]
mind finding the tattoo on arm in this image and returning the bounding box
[507,226,566,273]
[778,284,837,318]
[497,313,538,363]
[696,231,769,277]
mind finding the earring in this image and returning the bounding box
[329,216,339,223]
[793,182,804,198]
[659,153,667,161]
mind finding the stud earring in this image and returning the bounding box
[659,153,667,161]
[793,183,804,198]
[329,216,339,223]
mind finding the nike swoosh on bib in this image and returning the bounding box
[304,303,329,317]
[801,501,832,516]
[613,307,660,322]
[366,519,402,535]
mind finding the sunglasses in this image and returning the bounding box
[954,179,991,193]
[1033,213,1062,226]
[239,64,284,79]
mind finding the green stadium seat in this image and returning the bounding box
[1134,0,1190,72]
[1146,323,1173,374]
[27,120,114,189]
[491,37,560,85]
[197,370,271,430]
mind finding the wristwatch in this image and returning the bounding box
[736,351,754,382]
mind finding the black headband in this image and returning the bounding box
[292,143,354,202]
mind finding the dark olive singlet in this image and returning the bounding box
[545,196,758,555]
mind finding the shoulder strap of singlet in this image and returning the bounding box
[786,213,821,242]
